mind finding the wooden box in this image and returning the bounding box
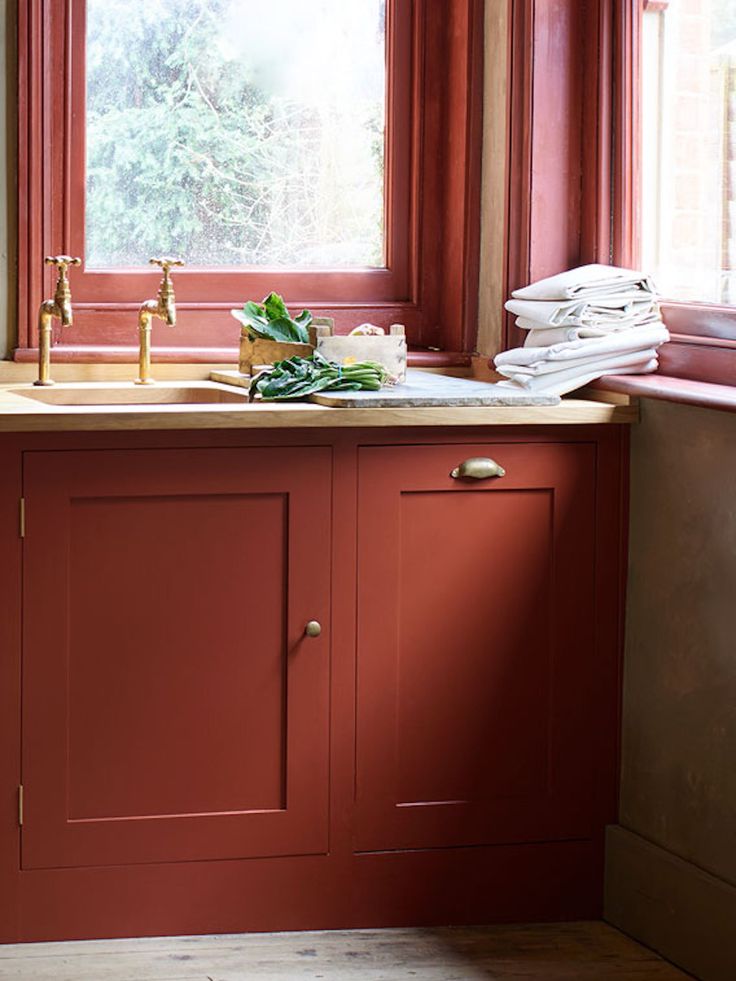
[315,324,408,382]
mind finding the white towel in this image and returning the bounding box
[496,357,659,397]
[506,296,658,327]
[511,263,658,301]
[496,347,659,379]
[495,325,670,369]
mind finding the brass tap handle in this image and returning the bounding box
[45,254,81,288]
[150,257,185,277]
[45,255,82,273]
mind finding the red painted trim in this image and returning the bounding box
[17,0,484,357]
[662,301,736,342]
[581,0,614,265]
[505,0,533,351]
[612,0,641,269]
[506,0,605,351]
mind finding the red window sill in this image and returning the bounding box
[13,346,472,370]
[593,374,736,414]
[590,318,736,413]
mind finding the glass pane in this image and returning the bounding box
[85,0,387,269]
[642,0,736,303]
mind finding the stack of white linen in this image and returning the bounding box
[494,264,669,396]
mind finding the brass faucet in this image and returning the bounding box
[136,257,184,385]
[35,255,81,386]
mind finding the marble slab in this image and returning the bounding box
[210,369,558,407]
[308,370,559,407]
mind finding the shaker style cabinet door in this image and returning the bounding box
[355,442,597,852]
[21,447,331,869]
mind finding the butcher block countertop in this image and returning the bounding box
[0,368,638,432]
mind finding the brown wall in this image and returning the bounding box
[622,396,736,883]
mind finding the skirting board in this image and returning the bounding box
[605,825,736,981]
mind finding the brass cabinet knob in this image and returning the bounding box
[304,620,322,638]
[450,457,506,480]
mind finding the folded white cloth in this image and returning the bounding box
[519,311,662,346]
[495,325,670,369]
[511,263,658,301]
[496,347,660,379]
[506,295,658,327]
[496,356,659,396]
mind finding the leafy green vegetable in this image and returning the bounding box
[240,292,313,344]
[250,351,390,402]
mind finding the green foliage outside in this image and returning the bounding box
[86,0,386,269]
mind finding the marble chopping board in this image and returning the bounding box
[306,370,559,407]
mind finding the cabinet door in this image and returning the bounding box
[22,447,331,869]
[355,442,597,851]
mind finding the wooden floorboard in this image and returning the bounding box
[0,922,690,981]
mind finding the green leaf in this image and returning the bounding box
[263,292,290,322]
[240,293,312,343]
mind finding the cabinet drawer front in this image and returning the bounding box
[355,442,597,851]
[22,447,331,869]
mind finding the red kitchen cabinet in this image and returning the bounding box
[21,446,332,869]
[0,426,626,941]
[355,442,598,851]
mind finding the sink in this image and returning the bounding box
[12,383,250,407]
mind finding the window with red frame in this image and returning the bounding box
[17,0,483,361]
[638,0,736,365]
[641,0,736,308]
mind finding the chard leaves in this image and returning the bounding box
[241,292,313,344]
[250,351,390,401]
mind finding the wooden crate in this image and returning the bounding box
[315,324,407,382]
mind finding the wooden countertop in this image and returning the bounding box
[0,379,638,431]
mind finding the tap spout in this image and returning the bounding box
[157,269,177,328]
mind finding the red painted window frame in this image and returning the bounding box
[504,0,736,391]
[504,0,612,353]
[16,0,484,363]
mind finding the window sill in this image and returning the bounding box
[11,346,472,369]
[592,373,736,414]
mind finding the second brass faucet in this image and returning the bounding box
[136,257,184,385]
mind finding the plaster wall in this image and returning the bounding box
[622,396,736,883]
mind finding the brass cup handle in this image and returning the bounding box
[304,621,322,638]
[451,457,506,480]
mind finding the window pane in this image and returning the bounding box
[641,0,736,303]
[85,0,387,269]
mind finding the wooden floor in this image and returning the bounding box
[0,922,689,980]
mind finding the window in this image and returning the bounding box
[85,0,387,270]
[17,1,483,360]
[642,0,736,306]
[635,0,736,382]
